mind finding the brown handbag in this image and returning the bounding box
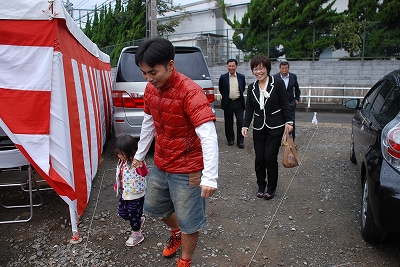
[281,128,299,168]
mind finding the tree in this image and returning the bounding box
[82,0,183,65]
[343,0,400,58]
[219,2,246,52]
[365,0,400,58]
[219,0,279,57]
[274,0,341,59]
[220,0,341,60]
[83,13,92,38]
[156,0,185,36]
[348,0,379,21]
[332,16,365,56]
[124,0,146,41]
[332,0,378,58]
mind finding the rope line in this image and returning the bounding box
[78,168,115,266]
[247,126,319,266]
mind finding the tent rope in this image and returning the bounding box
[247,126,319,266]
[78,168,114,266]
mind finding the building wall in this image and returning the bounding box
[160,0,249,41]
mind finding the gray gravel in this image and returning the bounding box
[1,118,400,266]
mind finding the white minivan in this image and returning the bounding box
[112,45,215,137]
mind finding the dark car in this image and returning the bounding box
[345,69,400,243]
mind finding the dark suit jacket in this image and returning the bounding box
[243,76,293,130]
[218,72,246,110]
[273,72,300,108]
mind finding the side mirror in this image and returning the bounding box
[345,99,360,109]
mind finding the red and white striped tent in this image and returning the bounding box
[0,0,112,241]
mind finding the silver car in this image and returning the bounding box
[112,46,215,137]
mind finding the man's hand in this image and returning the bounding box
[200,185,217,198]
[241,128,248,138]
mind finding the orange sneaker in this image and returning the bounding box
[177,257,192,267]
[163,230,181,258]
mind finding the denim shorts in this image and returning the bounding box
[143,165,207,234]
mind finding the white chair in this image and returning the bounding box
[0,144,43,224]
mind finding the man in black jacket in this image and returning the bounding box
[218,59,246,148]
[274,61,300,139]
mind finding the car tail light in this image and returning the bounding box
[388,127,400,158]
[112,91,144,108]
[382,114,400,170]
[203,87,215,103]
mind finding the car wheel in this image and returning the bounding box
[361,178,387,243]
[350,132,356,164]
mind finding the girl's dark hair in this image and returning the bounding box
[250,55,271,75]
[114,135,138,165]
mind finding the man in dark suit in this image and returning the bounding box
[274,61,300,139]
[218,59,246,148]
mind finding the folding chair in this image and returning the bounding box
[0,145,43,224]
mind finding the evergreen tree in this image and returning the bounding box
[104,4,117,46]
[82,0,183,65]
[344,0,399,58]
[96,6,108,47]
[124,0,146,41]
[220,0,341,60]
[348,0,379,20]
[90,6,101,45]
[219,1,246,51]
[333,0,378,58]
[366,0,400,58]
[83,14,92,39]
[157,0,185,36]
[219,0,279,57]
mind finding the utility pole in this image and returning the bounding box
[146,0,157,38]
[150,0,157,38]
[64,0,73,16]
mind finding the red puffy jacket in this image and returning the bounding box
[143,69,216,174]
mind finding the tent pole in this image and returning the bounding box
[69,207,82,244]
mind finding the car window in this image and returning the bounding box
[116,51,145,82]
[370,80,393,113]
[174,51,211,80]
[362,81,383,110]
[381,86,400,120]
[116,48,211,83]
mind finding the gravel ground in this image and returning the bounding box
[1,119,400,267]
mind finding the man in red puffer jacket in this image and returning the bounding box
[133,38,218,267]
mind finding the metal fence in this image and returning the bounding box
[214,86,369,108]
[299,86,369,107]
[101,23,400,67]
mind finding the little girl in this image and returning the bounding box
[114,135,148,247]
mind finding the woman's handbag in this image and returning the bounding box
[281,128,299,168]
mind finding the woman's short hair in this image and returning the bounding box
[250,55,271,74]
